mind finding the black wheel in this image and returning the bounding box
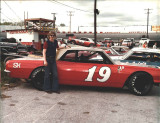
[31,67,45,90]
[128,72,153,96]
[89,44,94,47]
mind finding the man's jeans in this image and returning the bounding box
[43,59,59,91]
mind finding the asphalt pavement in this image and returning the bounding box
[0,81,160,123]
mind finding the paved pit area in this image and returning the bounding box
[0,82,160,123]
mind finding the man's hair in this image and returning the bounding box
[47,31,56,39]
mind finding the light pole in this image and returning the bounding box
[94,0,99,46]
[51,13,56,31]
[145,8,152,38]
[67,11,74,32]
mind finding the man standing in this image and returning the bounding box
[143,41,148,48]
[153,42,157,49]
[43,31,67,94]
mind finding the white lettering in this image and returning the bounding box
[85,66,111,82]
[13,63,21,68]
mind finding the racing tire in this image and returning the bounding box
[128,72,153,96]
[31,67,45,90]
[89,44,94,47]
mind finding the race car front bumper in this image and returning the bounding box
[4,69,11,73]
[4,69,11,76]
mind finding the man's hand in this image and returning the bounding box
[66,45,71,48]
[44,60,48,66]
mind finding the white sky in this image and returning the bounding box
[1,0,160,28]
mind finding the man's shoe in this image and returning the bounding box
[53,90,60,94]
[56,91,60,94]
[45,91,53,94]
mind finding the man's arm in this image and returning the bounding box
[57,45,71,50]
[43,48,47,66]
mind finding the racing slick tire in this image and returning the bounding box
[128,72,153,96]
[31,67,45,90]
[89,43,94,47]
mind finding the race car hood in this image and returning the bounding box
[10,55,43,61]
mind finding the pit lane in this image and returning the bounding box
[1,80,160,123]
[1,44,160,123]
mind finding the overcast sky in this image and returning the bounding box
[1,0,160,28]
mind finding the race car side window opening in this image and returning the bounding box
[126,52,151,61]
[152,53,160,62]
[59,50,113,64]
[60,50,77,62]
[77,50,113,64]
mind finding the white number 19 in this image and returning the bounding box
[85,66,111,82]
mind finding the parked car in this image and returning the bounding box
[102,38,113,43]
[66,33,76,44]
[139,38,150,46]
[111,46,130,54]
[121,38,135,48]
[0,37,28,54]
[0,38,28,63]
[5,47,160,95]
[99,47,121,56]
[101,38,113,47]
[73,37,101,47]
[121,39,130,46]
[117,48,160,68]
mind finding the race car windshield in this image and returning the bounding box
[122,50,133,60]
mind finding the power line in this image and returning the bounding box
[2,0,22,22]
[1,12,15,22]
[50,0,92,13]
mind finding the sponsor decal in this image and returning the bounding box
[118,66,124,73]
[13,63,21,68]
[85,66,111,82]
[132,76,142,95]
[133,61,146,65]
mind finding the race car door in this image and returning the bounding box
[58,50,120,87]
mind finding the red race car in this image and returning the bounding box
[5,47,160,96]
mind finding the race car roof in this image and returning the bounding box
[131,47,160,53]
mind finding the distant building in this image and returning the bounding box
[5,18,55,50]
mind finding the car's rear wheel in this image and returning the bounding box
[128,72,153,96]
[89,43,94,47]
[31,67,45,90]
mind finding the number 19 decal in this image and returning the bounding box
[85,66,111,82]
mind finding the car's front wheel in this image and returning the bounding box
[31,67,45,90]
[128,72,153,96]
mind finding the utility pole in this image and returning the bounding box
[145,8,152,38]
[51,13,56,31]
[94,0,99,46]
[67,11,74,32]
